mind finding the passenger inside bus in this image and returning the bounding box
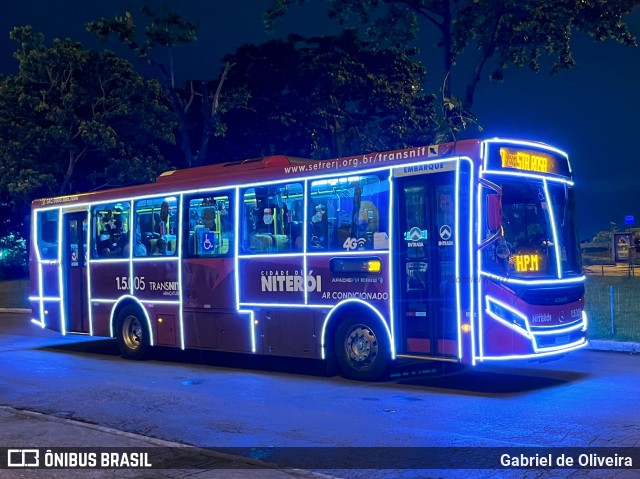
[152,237,167,256]
[124,233,147,257]
[310,203,328,248]
[243,185,304,254]
[152,212,164,235]
[97,209,126,257]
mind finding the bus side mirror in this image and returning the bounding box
[487,194,502,231]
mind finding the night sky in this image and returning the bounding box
[2,0,639,239]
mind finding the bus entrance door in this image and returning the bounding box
[395,167,458,359]
[63,211,88,333]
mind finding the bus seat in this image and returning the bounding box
[359,200,379,232]
[290,222,303,251]
[273,234,289,251]
[251,234,272,252]
[165,237,176,254]
[194,225,204,254]
[188,232,195,255]
[142,232,159,256]
[219,238,229,255]
[149,238,158,255]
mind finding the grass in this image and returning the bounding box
[2,276,638,342]
[0,279,30,309]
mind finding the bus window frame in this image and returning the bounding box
[184,191,234,259]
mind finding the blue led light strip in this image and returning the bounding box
[475,182,485,362]
[480,341,587,361]
[482,294,589,359]
[482,138,571,173]
[387,172,396,357]
[319,298,394,360]
[464,158,476,362]
[56,208,67,335]
[232,187,257,352]
[177,193,185,350]
[303,180,309,305]
[235,156,469,363]
[30,139,584,367]
[479,271,585,286]
[474,139,585,363]
[485,296,531,338]
[542,179,562,279]
[107,295,154,346]
[482,169,574,185]
[84,208,94,336]
[454,160,462,359]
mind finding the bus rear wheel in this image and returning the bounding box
[334,318,389,381]
[116,306,150,360]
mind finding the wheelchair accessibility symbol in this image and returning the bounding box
[201,232,217,251]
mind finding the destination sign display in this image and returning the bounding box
[485,144,571,178]
[499,148,554,174]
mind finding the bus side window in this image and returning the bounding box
[133,197,178,257]
[308,174,389,252]
[93,203,130,258]
[242,183,302,254]
[37,210,59,260]
[186,194,233,258]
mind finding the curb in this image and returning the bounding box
[0,308,30,314]
[587,340,640,353]
[0,406,338,479]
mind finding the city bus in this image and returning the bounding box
[29,138,588,381]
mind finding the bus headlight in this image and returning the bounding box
[486,296,529,335]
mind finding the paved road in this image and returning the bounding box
[1,312,639,478]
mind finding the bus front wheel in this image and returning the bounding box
[116,306,150,360]
[334,318,389,381]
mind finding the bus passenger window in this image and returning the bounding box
[186,194,233,258]
[308,174,389,252]
[133,197,178,257]
[241,183,303,254]
[37,210,59,260]
[92,203,130,259]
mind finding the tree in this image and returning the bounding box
[265,0,638,139]
[211,29,436,160]
[0,26,175,204]
[0,231,28,279]
[87,5,237,168]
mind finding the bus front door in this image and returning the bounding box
[63,211,88,333]
[395,168,458,359]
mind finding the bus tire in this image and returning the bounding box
[334,317,389,381]
[116,305,150,360]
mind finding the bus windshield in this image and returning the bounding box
[484,178,581,279]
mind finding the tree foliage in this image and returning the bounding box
[0,26,175,206]
[265,0,638,139]
[0,231,28,279]
[87,5,238,167]
[212,29,436,160]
